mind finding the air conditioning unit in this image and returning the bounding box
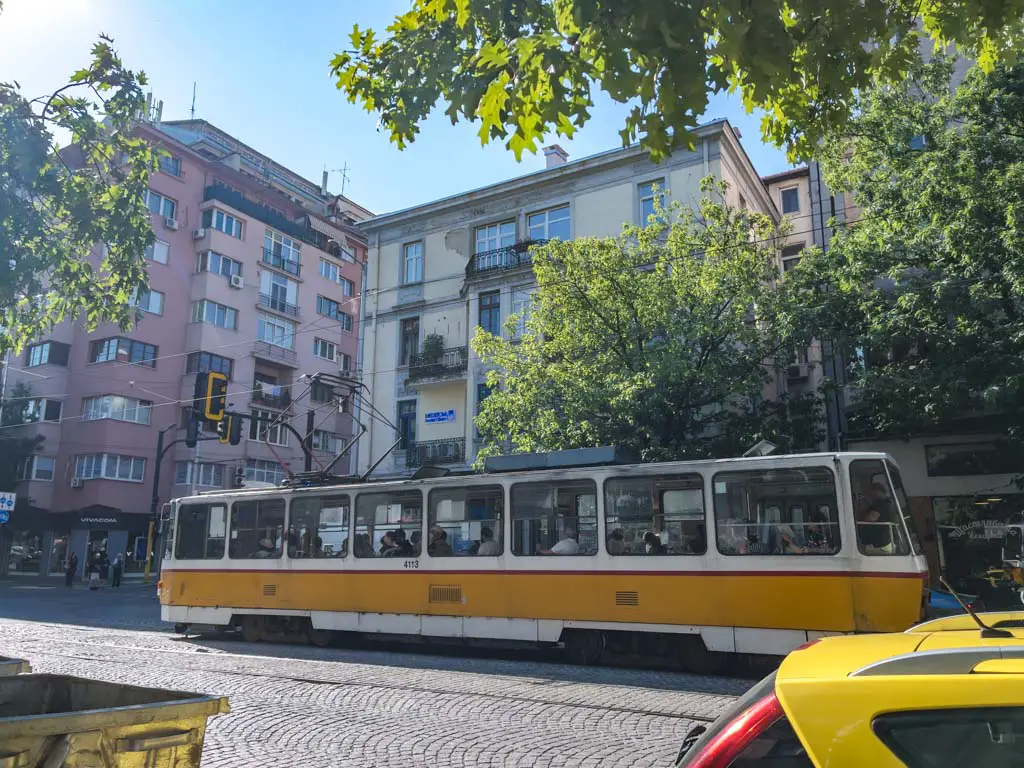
[229,274,245,289]
[192,227,206,239]
[71,478,84,489]
[164,217,179,231]
[786,363,809,381]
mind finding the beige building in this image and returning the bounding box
[357,119,778,476]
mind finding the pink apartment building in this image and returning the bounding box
[0,118,369,579]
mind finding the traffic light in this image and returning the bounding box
[185,412,199,448]
[193,371,228,422]
[216,413,243,446]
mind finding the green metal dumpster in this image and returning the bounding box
[0,659,30,677]
[0,674,228,767]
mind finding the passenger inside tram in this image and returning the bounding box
[541,523,579,555]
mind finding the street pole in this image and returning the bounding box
[145,424,177,584]
[305,409,315,472]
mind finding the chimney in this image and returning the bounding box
[543,144,569,169]
[321,170,329,197]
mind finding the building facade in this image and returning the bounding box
[0,117,369,578]
[357,120,778,477]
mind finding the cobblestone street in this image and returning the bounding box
[0,580,751,767]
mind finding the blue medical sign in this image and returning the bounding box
[0,491,14,525]
[424,409,456,424]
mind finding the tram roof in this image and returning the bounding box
[173,450,895,504]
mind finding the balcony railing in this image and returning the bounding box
[407,346,469,383]
[204,183,319,247]
[253,340,298,366]
[467,239,548,277]
[252,383,292,409]
[258,293,300,317]
[262,248,302,277]
[406,437,466,468]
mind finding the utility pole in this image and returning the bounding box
[145,424,176,584]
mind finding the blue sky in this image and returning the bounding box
[0,0,794,215]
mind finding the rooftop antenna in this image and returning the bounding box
[190,82,197,119]
[332,163,350,198]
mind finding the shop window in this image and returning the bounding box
[714,467,841,555]
[288,494,349,558]
[427,485,504,556]
[925,442,1016,477]
[511,479,598,555]
[604,474,706,555]
[229,498,285,559]
[174,502,227,560]
[353,491,422,558]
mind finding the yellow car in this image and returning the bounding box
[675,611,1024,767]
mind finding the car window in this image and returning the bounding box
[873,707,1024,768]
[726,716,814,767]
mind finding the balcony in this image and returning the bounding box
[466,239,547,277]
[262,248,302,277]
[258,293,300,318]
[204,183,318,247]
[253,340,298,367]
[407,346,469,384]
[252,382,292,410]
[406,438,466,468]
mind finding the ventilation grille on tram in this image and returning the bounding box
[615,591,640,607]
[263,584,277,598]
[429,585,463,604]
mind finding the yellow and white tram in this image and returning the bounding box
[158,449,928,671]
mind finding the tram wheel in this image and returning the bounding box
[564,630,605,665]
[240,616,263,643]
[678,636,727,675]
[308,627,333,647]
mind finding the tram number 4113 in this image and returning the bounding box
[403,560,419,569]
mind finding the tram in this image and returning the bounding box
[157,448,928,671]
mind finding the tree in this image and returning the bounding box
[472,182,821,462]
[330,0,1024,162]
[793,58,1024,452]
[0,383,44,492]
[0,33,155,354]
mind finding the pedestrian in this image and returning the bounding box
[112,554,123,588]
[64,552,78,588]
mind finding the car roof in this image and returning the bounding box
[779,611,1024,681]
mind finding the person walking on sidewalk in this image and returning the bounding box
[111,555,123,588]
[64,552,78,587]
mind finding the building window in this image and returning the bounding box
[249,408,288,446]
[313,337,337,362]
[781,244,804,271]
[145,189,177,219]
[158,155,182,177]
[197,250,242,278]
[780,187,800,214]
[23,398,63,423]
[174,461,224,487]
[319,258,354,296]
[310,381,335,403]
[257,312,296,349]
[260,270,299,314]
[339,352,352,373]
[638,179,666,224]
[402,241,423,285]
[397,400,416,449]
[264,228,300,262]
[186,351,233,380]
[25,341,69,368]
[511,285,534,337]
[604,475,706,555]
[511,479,598,555]
[82,395,152,425]
[18,455,55,482]
[475,221,516,254]
[74,453,146,482]
[202,208,243,238]
[399,317,419,366]
[89,337,158,367]
[192,300,238,330]
[478,291,501,336]
[527,204,570,241]
[312,429,344,454]
[316,295,340,319]
[137,289,165,316]
[340,311,353,332]
[245,458,286,485]
[145,239,170,265]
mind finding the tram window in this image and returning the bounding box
[604,475,706,555]
[511,479,598,556]
[229,498,285,559]
[174,502,227,560]
[289,494,349,558]
[354,491,422,558]
[428,485,504,556]
[713,467,840,556]
[850,459,912,556]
